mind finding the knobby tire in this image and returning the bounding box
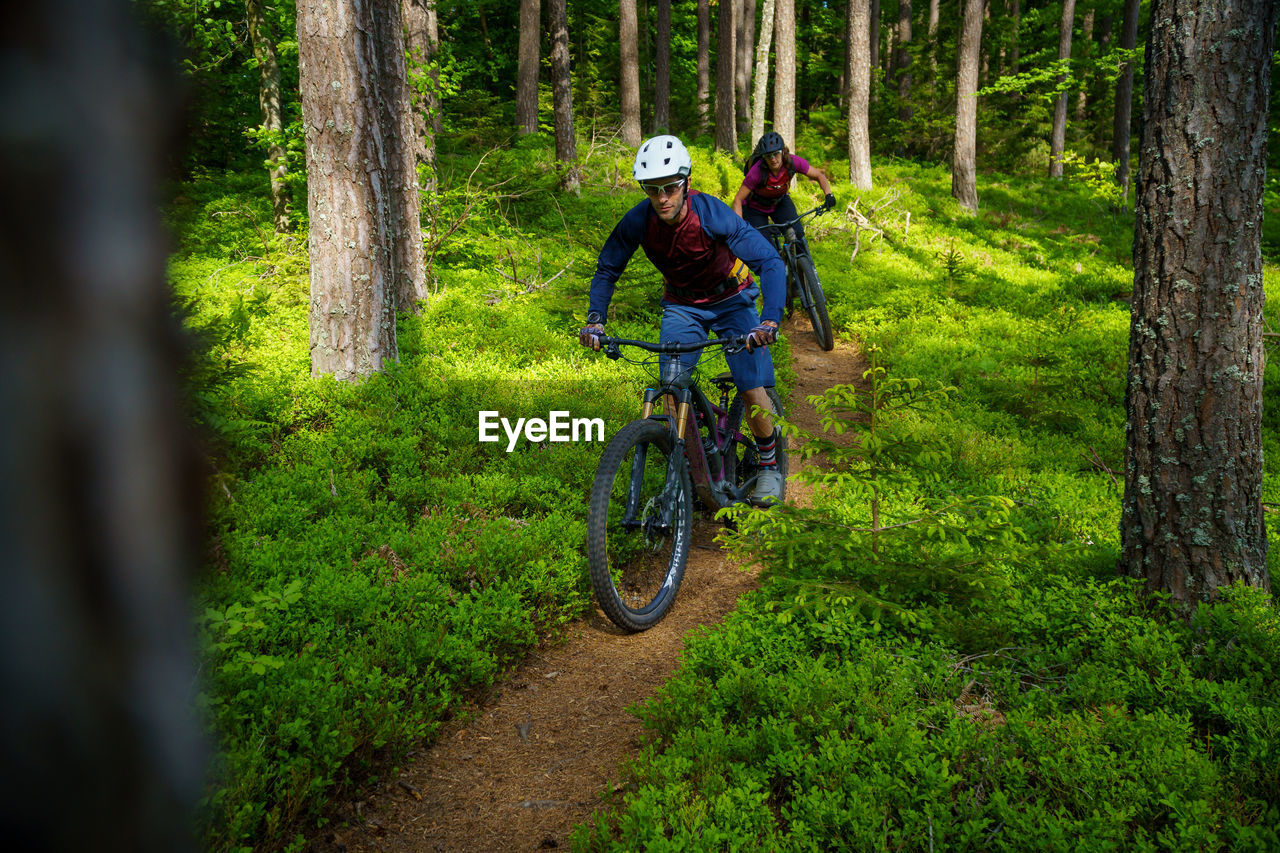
[587,419,692,632]
[796,253,834,351]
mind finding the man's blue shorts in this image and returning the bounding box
[658,285,775,392]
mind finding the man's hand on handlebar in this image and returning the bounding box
[579,323,605,351]
[745,320,779,352]
[822,193,837,213]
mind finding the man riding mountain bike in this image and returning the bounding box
[732,131,836,249]
[579,134,788,506]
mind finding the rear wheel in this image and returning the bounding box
[725,387,788,502]
[796,254,834,351]
[587,419,692,631]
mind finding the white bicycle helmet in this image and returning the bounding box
[633,135,692,182]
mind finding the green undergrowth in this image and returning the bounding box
[574,160,1280,850]
[172,143,1277,850]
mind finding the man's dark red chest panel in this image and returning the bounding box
[640,191,747,305]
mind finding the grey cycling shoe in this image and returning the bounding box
[750,467,784,507]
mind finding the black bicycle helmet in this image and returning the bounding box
[755,132,786,156]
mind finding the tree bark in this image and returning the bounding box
[928,0,940,88]
[298,0,424,378]
[1075,6,1093,125]
[1113,0,1140,199]
[736,0,756,137]
[894,0,913,125]
[619,0,642,146]
[0,2,203,848]
[697,0,711,134]
[715,0,738,151]
[773,0,795,146]
[654,0,671,131]
[1049,0,1076,178]
[847,0,872,189]
[550,0,580,193]
[402,0,439,189]
[1120,0,1275,611]
[517,0,540,134]
[750,0,777,145]
[246,0,290,232]
[952,0,983,212]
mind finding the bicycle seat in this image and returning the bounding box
[712,372,736,392]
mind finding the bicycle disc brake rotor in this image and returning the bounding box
[639,496,670,551]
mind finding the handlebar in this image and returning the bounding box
[753,204,827,240]
[597,335,749,359]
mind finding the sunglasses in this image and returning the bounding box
[640,179,685,198]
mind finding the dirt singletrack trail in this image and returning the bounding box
[318,316,865,852]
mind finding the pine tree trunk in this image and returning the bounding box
[620,0,642,146]
[750,0,776,144]
[299,0,424,378]
[895,0,913,126]
[246,0,290,232]
[402,0,439,189]
[715,0,738,151]
[847,0,872,189]
[550,0,580,193]
[1121,0,1275,612]
[928,0,940,92]
[1113,0,1140,200]
[952,0,983,212]
[870,0,880,101]
[736,0,756,137]
[1049,0,1076,178]
[0,4,205,847]
[654,0,671,131]
[697,0,711,134]
[517,0,540,134]
[1074,7,1093,125]
[773,0,795,145]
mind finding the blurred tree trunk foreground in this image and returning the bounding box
[0,0,204,848]
[1121,0,1276,612]
[298,0,424,379]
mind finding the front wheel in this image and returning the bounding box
[796,254,834,351]
[587,419,692,632]
[725,387,788,502]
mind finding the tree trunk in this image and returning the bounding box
[697,0,711,134]
[773,0,795,145]
[1074,6,1093,125]
[246,0,290,232]
[715,0,737,151]
[750,0,777,144]
[952,0,983,212]
[0,2,203,848]
[1049,0,1076,178]
[1113,0,1140,200]
[517,0,540,134]
[654,0,671,131]
[736,0,756,137]
[870,0,880,101]
[1121,0,1275,612]
[1121,0,1269,607]
[550,0,580,193]
[847,0,872,189]
[619,0,642,146]
[402,0,439,189]
[298,0,424,378]
[894,0,913,126]
[928,0,940,88]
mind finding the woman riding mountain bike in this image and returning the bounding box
[732,132,836,249]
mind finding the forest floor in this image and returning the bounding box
[314,314,866,852]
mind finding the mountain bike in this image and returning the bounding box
[586,335,787,632]
[756,205,834,352]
